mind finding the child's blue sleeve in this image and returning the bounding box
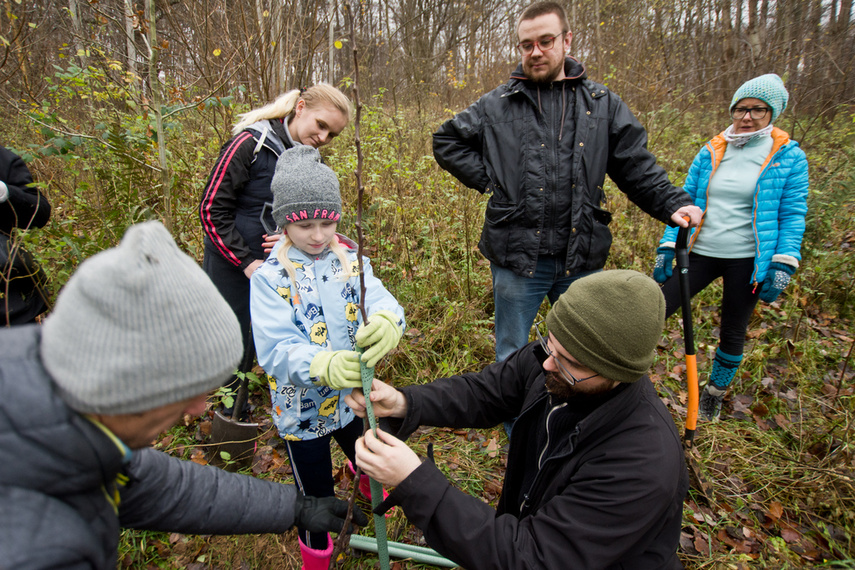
[361,256,406,332]
[250,266,320,389]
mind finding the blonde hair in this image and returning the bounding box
[275,234,356,286]
[232,84,353,136]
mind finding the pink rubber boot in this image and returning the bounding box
[298,534,332,570]
[347,461,393,519]
[347,460,390,502]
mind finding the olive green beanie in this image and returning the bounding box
[545,269,665,383]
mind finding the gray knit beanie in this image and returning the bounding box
[41,221,243,414]
[271,145,342,229]
[730,73,789,122]
[545,270,665,383]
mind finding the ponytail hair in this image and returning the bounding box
[232,83,352,136]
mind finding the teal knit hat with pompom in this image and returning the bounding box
[730,73,789,122]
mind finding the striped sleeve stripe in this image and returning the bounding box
[200,131,255,266]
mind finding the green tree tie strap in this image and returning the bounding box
[359,352,390,570]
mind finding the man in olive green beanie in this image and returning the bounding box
[546,268,667,384]
[343,269,689,570]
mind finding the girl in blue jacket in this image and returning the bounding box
[653,74,809,421]
[250,145,405,569]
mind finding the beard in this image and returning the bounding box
[544,370,577,399]
[523,57,565,84]
[544,371,616,400]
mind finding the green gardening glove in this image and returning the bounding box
[355,310,403,368]
[309,350,362,389]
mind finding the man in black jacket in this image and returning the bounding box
[433,2,701,363]
[347,270,689,570]
[0,144,51,324]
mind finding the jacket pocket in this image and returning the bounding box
[585,205,613,270]
[484,198,522,225]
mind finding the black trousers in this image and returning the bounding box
[202,246,255,381]
[285,418,362,549]
[660,253,759,356]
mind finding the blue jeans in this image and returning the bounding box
[491,257,599,362]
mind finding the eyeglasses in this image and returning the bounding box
[731,106,771,120]
[533,320,599,386]
[516,33,564,56]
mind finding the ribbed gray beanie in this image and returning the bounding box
[41,221,243,414]
[271,145,342,229]
[545,270,665,383]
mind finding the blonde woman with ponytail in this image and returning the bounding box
[199,84,351,417]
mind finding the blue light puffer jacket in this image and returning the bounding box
[250,234,405,441]
[659,127,809,284]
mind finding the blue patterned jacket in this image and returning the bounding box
[250,234,405,440]
[659,127,809,284]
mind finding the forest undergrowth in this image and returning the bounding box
[4,91,854,569]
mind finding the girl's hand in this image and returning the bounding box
[262,233,283,254]
[309,350,362,389]
[344,379,407,418]
[244,259,263,278]
[355,428,421,487]
[355,311,403,368]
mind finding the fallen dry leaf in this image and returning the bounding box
[485,438,499,458]
[768,501,783,521]
[781,528,801,543]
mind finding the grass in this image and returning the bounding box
[5,96,854,568]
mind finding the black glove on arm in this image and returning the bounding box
[293,492,369,533]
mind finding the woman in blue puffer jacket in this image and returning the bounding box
[653,74,809,421]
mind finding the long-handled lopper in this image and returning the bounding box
[676,219,699,447]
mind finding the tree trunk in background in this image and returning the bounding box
[145,0,172,231]
[0,0,851,136]
[68,0,89,70]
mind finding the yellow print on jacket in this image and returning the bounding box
[350,259,360,275]
[310,322,328,345]
[276,286,291,302]
[318,395,338,417]
[345,302,359,322]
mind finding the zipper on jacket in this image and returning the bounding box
[521,400,570,513]
[537,400,567,469]
[521,423,580,515]
[749,140,790,286]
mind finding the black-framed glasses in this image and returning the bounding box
[533,320,599,386]
[731,106,770,120]
[516,33,564,56]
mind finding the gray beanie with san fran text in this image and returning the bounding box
[41,221,243,414]
[271,145,342,229]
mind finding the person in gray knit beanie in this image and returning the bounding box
[0,219,370,569]
[545,269,666,383]
[41,220,244,414]
[271,145,342,229]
